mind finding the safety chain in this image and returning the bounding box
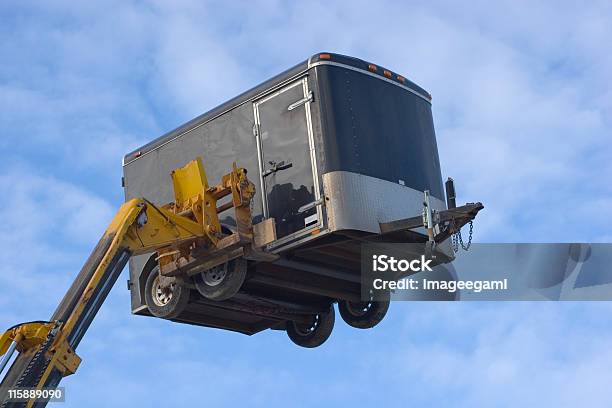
[452,220,473,253]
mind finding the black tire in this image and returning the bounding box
[144,265,190,319]
[338,298,390,329]
[193,258,247,301]
[286,305,335,348]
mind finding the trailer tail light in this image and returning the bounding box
[134,151,142,158]
[383,70,392,78]
[319,53,331,60]
[368,64,377,72]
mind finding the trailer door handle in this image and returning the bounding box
[287,91,313,111]
[298,198,323,213]
[263,160,293,177]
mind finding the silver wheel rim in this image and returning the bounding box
[202,263,228,287]
[152,275,174,306]
[346,290,375,317]
[346,301,372,317]
[295,315,320,336]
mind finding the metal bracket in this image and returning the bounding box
[422,191,436,241]
[422,190,437,259]
[252,123,259,137]
[50,340,81,377]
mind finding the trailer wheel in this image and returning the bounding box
[286,305,335,348]
[338,297,390,329]
[193,258,247,301]
[144,265,190,319]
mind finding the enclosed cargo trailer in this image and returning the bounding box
[122,52,463,346]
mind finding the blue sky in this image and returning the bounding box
[1,0,611,406]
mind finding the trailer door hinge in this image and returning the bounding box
[288,91,314,111]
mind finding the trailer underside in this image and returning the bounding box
[145,201,483,335]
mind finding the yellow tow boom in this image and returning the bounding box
[0,158,258,408]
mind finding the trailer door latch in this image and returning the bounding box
[287,91,314,111]
[263,160,293,177]
[298,198,324,214]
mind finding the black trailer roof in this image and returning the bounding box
[124,52,431,165]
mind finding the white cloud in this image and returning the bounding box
[0,165,114,323]
[389,303,612,407]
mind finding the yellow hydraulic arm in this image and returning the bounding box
[0,158,257,408]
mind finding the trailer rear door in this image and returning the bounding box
[254,79,320,242]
